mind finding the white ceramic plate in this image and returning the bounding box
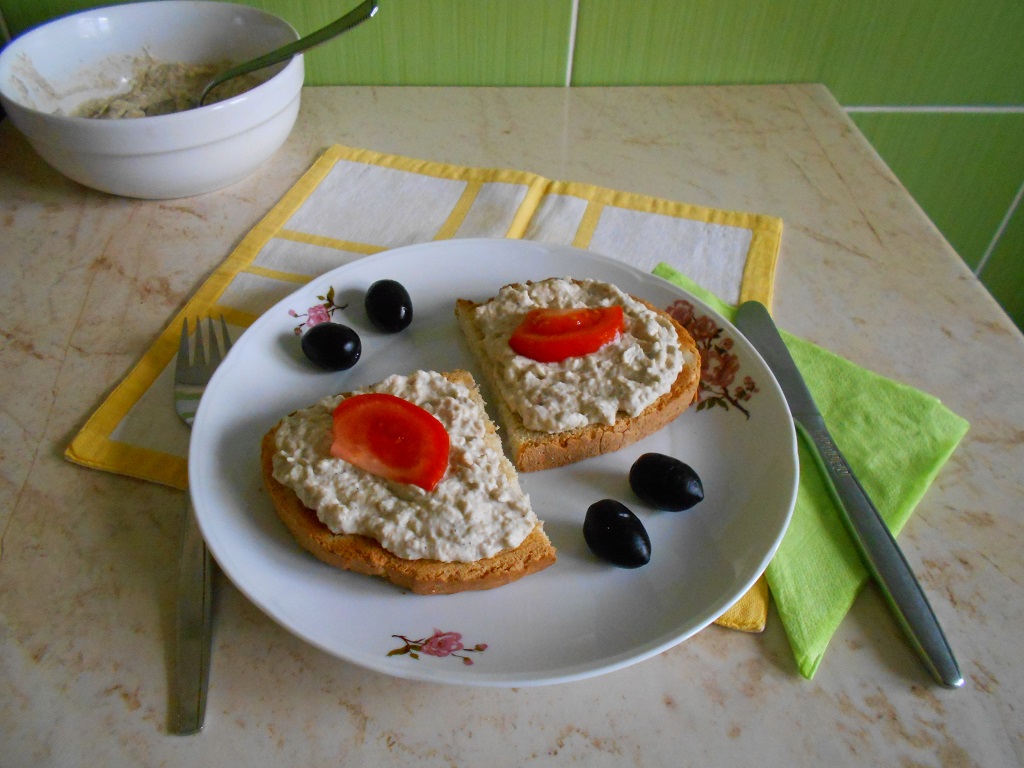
[189,239,798,686]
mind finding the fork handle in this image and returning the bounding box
[170,498,213,734]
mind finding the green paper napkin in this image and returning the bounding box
[653,263,969,679]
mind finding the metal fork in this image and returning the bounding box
[171,316,232,734]
[175,316,231,425]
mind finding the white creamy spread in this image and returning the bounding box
[271,370,537,563]
[71,55,269,118]
[474,278,689,433]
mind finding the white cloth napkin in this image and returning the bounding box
[65,143,783,631]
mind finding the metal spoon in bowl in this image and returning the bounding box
[195,0,379,108]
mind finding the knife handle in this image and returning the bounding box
[797,418,964,689]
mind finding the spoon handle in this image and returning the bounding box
[198,0,378,106]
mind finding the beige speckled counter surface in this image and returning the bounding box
[2,85,1022,767]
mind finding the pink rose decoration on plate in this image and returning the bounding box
[420,630,464,657]
[288,285,347,334]
[388,630,488,666]
[305,303,331,326]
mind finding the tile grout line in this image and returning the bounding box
[845,105,1024,114]
[975,178,1024,277]
[565,0,579,87]
[844,101,1024,279]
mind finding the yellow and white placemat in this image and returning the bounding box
[66,143,783,630]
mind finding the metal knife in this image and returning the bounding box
[734,300,963,688]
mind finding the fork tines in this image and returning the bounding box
[176,317,233,383]
[175,316,233,426]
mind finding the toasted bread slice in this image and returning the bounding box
[261,370,556,595]
[455,281,700,472]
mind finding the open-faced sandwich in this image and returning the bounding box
[261,369,556,594]
[455,277,701,472]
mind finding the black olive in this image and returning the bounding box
[301,322,361,370]
[365,279,413,333]
[583,499,651,568]
[629,452,704,511]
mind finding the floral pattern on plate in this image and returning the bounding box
[388,630,488,666]
[288,285,346,335]
[666,299,758,418]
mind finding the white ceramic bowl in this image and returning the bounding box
[0,1,304,199]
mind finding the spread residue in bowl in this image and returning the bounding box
[6,50,272,118]
[71,54,269,118]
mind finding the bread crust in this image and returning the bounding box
[261,370,556,595]
[455,283,700,472]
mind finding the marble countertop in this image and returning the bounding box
[2,85,1022,767]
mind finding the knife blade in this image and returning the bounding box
[734,300,963,688]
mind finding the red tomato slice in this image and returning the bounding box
[330,393,450,492]
[508,305,625,363]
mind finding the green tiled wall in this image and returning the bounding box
[980,196,1024,327]
[847,112,1024,271]
[2,0,1021,330]
[242,0,572,86]
[572,0,1024,105]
